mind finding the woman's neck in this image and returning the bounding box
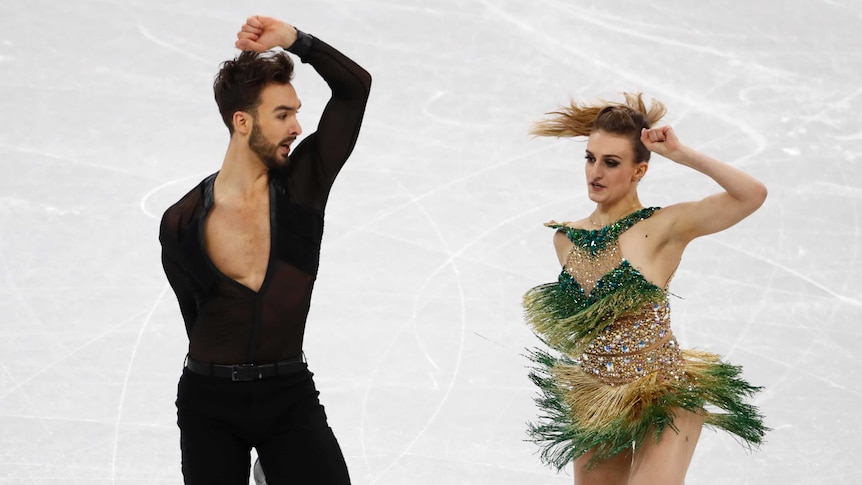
[589,199,644,227]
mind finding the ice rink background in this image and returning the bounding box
[1,0,861,483]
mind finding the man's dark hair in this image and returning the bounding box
[213,50,295,134]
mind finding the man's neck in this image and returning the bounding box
[216,141,270,201]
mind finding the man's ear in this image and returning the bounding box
[233,111,253,135]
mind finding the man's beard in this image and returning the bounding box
[249,122,291,172]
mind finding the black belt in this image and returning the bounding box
[185,354,305,381]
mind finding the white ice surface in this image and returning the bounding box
[1,1,860,484]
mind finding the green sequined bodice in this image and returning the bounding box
[552,207,659,256]
[537,207,683,384]
[548,207,662,311]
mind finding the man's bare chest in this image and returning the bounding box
[203,197,271,292]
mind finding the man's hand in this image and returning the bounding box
[235,16,298,52]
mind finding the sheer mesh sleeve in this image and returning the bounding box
[285,31,372,209]
[161,250,198,338]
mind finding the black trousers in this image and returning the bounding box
[176,364,350,485]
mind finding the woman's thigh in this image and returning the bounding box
[573,446,633,485]
[629,408,704,485]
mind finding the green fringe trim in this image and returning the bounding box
[523,277,665,355]
[525,347,768,471]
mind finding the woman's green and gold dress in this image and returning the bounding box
[524,207,767,470]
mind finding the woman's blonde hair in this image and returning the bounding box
[531,92,666,162]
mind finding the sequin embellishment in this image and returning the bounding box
[579,300,683,385]
[547,208,683,385]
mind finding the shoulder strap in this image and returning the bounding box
[610,207,660,234]
[544,221,581,245]
[560,207,661,254]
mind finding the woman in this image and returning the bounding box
[523,93,768,484]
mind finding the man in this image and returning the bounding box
[159,15,371,484]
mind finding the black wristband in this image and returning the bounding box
[286,28,314,59]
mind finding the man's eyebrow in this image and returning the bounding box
[273,103,302,112]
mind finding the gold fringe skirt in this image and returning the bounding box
[527,347,767,470]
